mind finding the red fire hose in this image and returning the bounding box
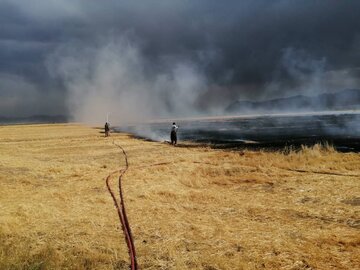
[105,141,137,270]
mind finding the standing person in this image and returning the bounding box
[105,122,110,137]
[170,122,178,145]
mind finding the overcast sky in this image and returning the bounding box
[1,0,360,117]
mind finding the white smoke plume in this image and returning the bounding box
[265,48,360,100]
[46,37,208,125]
[264,48,327,99]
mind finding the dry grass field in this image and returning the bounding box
[0,124,359,270]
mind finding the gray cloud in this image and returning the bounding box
[0,0,360,118]
[0,73,65,116]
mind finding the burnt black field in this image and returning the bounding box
[115,112,360,152]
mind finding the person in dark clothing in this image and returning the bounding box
[105,122,110,137]
[170,122,178,145]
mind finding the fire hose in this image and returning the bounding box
[105,141,137,270]
[105,141,223,269]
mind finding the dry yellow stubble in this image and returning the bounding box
[0,124,359,269]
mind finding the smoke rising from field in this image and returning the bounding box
[264,48,326,99]
[47,38,360,125]
[47,38,209,124]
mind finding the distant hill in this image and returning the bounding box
[226,89,360,114]
[0,115,68,125]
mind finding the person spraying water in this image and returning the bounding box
[170,122,179,145]
[105,122,110,137]
[105,112,111,137]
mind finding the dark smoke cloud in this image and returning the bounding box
[0,0,360,117]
